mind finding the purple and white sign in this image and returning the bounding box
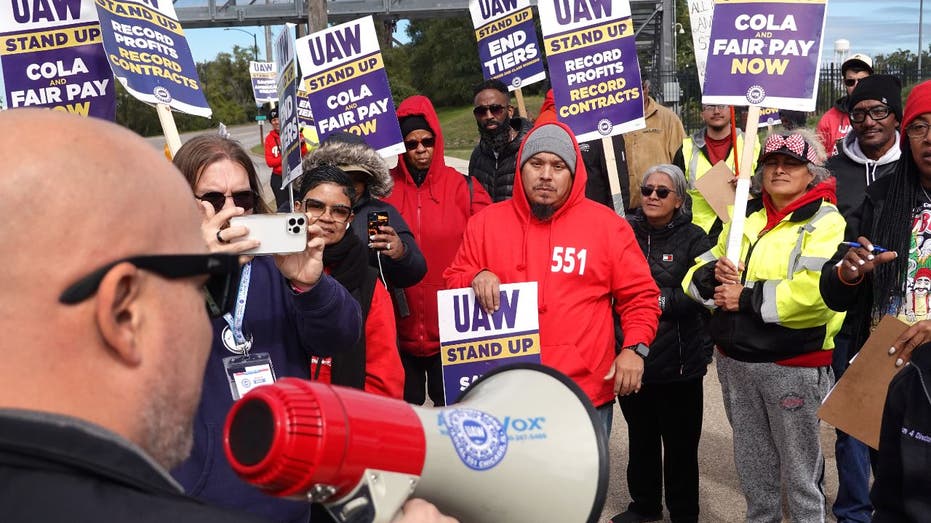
[296,16,403,157]
[438,282,541,404]
[249,61,277,105]
[95,0,210,117]
[274,24,302,188]
[702,0,827,111]
[296,88,314,128]
[537,0,644,142]
[469,0,545,90]
[0,0,114,118]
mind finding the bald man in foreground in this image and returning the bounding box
[0,111,456,523]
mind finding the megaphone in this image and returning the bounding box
[224,363,608,523]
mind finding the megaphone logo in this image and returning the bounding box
[224,363,608,523]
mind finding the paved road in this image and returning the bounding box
[147,123,844,523]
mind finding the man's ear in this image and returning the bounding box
[95,263,144,366]
[507,104,515,119]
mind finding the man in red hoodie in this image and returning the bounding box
[385,95,492,407]
[444,122,661,432]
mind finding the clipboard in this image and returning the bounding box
[694,160,737,223]
[817,315,910,449]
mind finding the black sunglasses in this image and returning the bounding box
[197,191,256,213]
[843,78,861,88]
[641,186,673,199]
[473,104,507,117]
[59,254,241,318]
[849,105,892,124]
[404,137,435,150]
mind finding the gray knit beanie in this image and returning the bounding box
[519,124,576,175]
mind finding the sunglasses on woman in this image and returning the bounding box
[197,191,256,213]
[641,186,673,199]
[404,137,435,150]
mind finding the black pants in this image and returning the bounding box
[400,352,445,406]
[618,377,703,522]
[270,173,290,211]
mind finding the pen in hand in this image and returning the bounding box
[840,241,890,254]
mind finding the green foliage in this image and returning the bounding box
[405,17,483,106]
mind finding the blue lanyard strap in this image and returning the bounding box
[223,261,252,347]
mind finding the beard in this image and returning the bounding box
[477,118,512,152]
[139,365,198,471]
[530,202,556,220]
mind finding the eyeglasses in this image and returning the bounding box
[197,191,256,213]
[844,78,861,88]
[702,104,727,112]
[404,137,435,151]
[849,105,892,123]
[473,104,507,117]
[300,198,353,223]
[59,254,241,318]
[906,121,931,140]
[641,186,673,199]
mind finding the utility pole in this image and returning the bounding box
[308,0,327,33]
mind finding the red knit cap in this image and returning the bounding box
[902,80,931,138]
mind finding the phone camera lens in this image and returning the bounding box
[297,217,305,225]
[288,218,296,226]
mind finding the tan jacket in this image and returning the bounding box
[623,96,686,208]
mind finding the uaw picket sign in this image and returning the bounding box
[438,282,540,404]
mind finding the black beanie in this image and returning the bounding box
[400,115,432,137]
[847,74,903,123]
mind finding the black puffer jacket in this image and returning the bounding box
[628,204,714,383]
[469,117,533,202]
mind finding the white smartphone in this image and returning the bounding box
[229,213,307,255]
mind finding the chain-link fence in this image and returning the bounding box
[649,66,929,135]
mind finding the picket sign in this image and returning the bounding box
[725,104,760,265]
[514,88,527,117]
[603,136,624,217]
[157,103,182,156]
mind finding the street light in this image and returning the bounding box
[224,27,259,61]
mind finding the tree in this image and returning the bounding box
[405,17,482,106]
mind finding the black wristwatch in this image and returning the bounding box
[622,342,650,359]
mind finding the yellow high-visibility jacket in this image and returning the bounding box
[683,197,846,362]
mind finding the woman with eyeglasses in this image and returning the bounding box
[685,129,846,522]
[294,164,404,399]
[384,95,492,407]
[169,135,362,523]
[820,80,931,521]
[616,164,712,523]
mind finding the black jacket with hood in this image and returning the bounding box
[825,130,901,217]
[627,202,713,383]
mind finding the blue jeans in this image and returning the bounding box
[831,334,873,523]
[597,402,614,438]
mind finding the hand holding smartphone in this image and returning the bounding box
[367,211,390,239]
[229,213,308,255]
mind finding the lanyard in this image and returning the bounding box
[223,261,252,351]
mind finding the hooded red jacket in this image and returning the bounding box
[443,122,660,406]
[385,96,492,357]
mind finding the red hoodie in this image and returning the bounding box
[443,121,661,406]
[385,96,492,357]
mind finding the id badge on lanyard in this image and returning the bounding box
[219,262,276,400]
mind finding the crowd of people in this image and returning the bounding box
[250,62,931,523]
[2,51,931,523]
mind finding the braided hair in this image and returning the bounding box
[870,137,920,316]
